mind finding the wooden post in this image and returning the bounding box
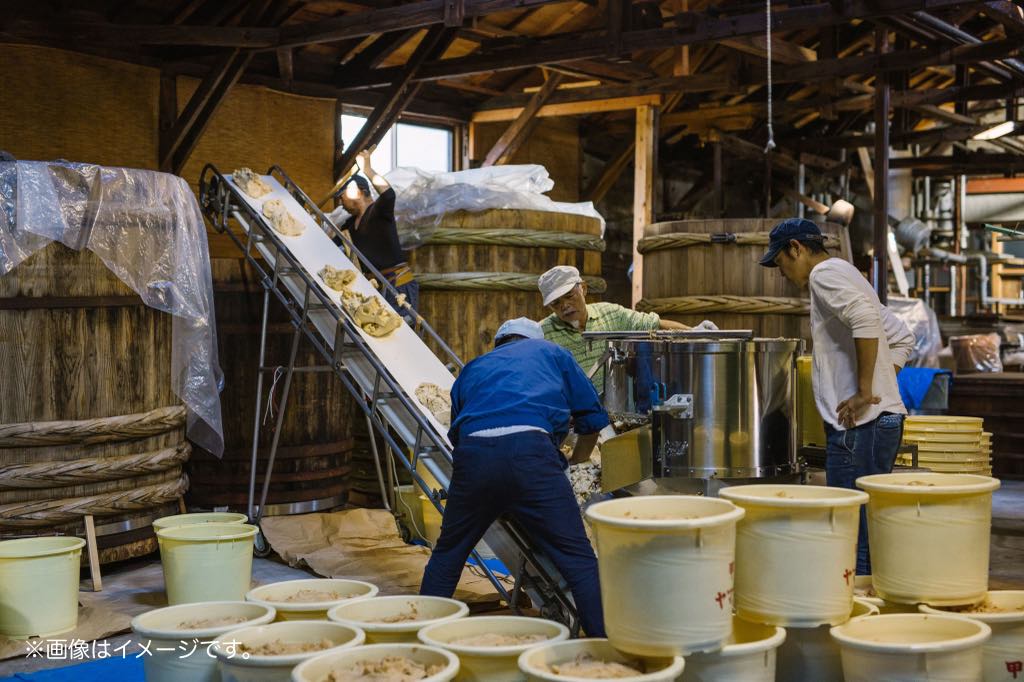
[84,515,102,592]
[873,28,890,304]
[712,137,724,217]
[633,104,655,308]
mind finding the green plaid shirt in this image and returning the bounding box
[540,302,660,394]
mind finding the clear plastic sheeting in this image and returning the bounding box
[0,160,224,456]
[950,333,1003,374]
[886,296,942,368]
[326,164,605,249]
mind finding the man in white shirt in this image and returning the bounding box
[760,218,916,574]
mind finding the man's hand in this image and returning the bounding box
[836,392,881,429]
[356,149,373,176]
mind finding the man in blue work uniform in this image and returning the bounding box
[420,318,609,637]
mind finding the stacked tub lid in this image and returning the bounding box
[897,416,992,476]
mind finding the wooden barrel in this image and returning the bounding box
[638,219,847,342]
[185,259,359,515]
[0,244,186,563]
[408,208,605,362]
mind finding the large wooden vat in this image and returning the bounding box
[0,244,185,562]
[185,260,358,514]
[638,219,847,342]
[408,208,605,361]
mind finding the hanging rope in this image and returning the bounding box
[764,0,776,153]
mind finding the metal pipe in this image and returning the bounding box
[797,162,806,219]
[873,28,890,304]
[910,11,1024,79]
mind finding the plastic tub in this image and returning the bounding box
[720,484,868,627]
[418,615,570,681]
[517,638,684,682]
[856,473,1000,605]
[830,613,990,682]
[776,598,878,682]
[921,591,1024,682]
[157,522,258,604]
[213,619,365,682]
[0,536,85,638]
[585,495,744,656]
[131,600,276,682]
[153,512,249,531]
[852,576,918,615]
[681,617,786,682]
[247,579,379,621]
[291,643,459,682]
[420,494,444,547]
[327,596,469,644]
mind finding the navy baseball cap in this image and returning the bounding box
[758,218,826,267]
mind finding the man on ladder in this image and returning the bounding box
[420,318,609,636]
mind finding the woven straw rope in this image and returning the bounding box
[637,231,841,255]
[637,295,810,315]
[0,405,185,447]
[418,272,607,294]
[0,442,191,489]
[0,474,188,528]
[425,228,605,252]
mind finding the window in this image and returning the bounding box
[340,114,454,175]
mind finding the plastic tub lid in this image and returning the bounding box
[829,613,991,654]
[856,473,1000,495]
[585,495,744,530]
[720,484,868,508]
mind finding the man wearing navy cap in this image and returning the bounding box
[760,218,914,574]
[420,317,609,636]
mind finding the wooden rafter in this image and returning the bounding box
[481,71,564,166]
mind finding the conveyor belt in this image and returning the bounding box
[198,165,579,630]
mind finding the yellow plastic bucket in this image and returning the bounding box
[153,512,248,532]
[213,619,365,682]
[131,600,276,682]
[830,613,990,682]
[585,496,745,656]
[292,643,459,682]
[420,494,444,547]
[157,522,258,604]
[904,415,984,432]
[246,578,378,621]
[681,617,786,682]
[797,356,826,447]
[852,576,919,614]
[418,615,570,682]
[776,598,878,682]
[720,484,868,627]
[517,639,684,681]
[0,536,85,639]
[856,473,1000,606]
[327,595,469,644]
[921,591,1024,682]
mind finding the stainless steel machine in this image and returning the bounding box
[585,330,804,496]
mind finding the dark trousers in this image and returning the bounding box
[420,431,605,637]
[824,412,905,575]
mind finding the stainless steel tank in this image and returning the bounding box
[588,331,803,482]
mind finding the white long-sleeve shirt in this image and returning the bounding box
[809,258,911,430]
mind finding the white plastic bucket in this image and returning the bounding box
[830,613,991,682]
[921,591,1024,682]
[720,484,868,627]
[681,617,786,682]
[418,615,570,682]
[327,595,469,644]
[291,643,459,682]
[246,579,379,621]
[776,598,879,682]
[0,536,85,639]
[585,495,744,656]
[213,619,365,682]
[153,512,248,532]
[131,600,276,682]
[856,473,1000,605]
[157,522,258,604]
[852,575,919,614]
[517,638,685,682]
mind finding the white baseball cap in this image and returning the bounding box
[538,265,583,306]
[495,317,544,342]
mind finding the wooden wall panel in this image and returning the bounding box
[473,118,581,202]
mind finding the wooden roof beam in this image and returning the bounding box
[720,35,817,64]
[981,1,1024,36]
[481,71,564,166]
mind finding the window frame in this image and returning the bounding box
[339,106,457,173]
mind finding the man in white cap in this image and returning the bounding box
[538,265,707,394]
[420,317,609,636]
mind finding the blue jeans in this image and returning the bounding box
[420,431,605,637]
[824,412,905,575]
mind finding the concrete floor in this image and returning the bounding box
[2,480,1022,677]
